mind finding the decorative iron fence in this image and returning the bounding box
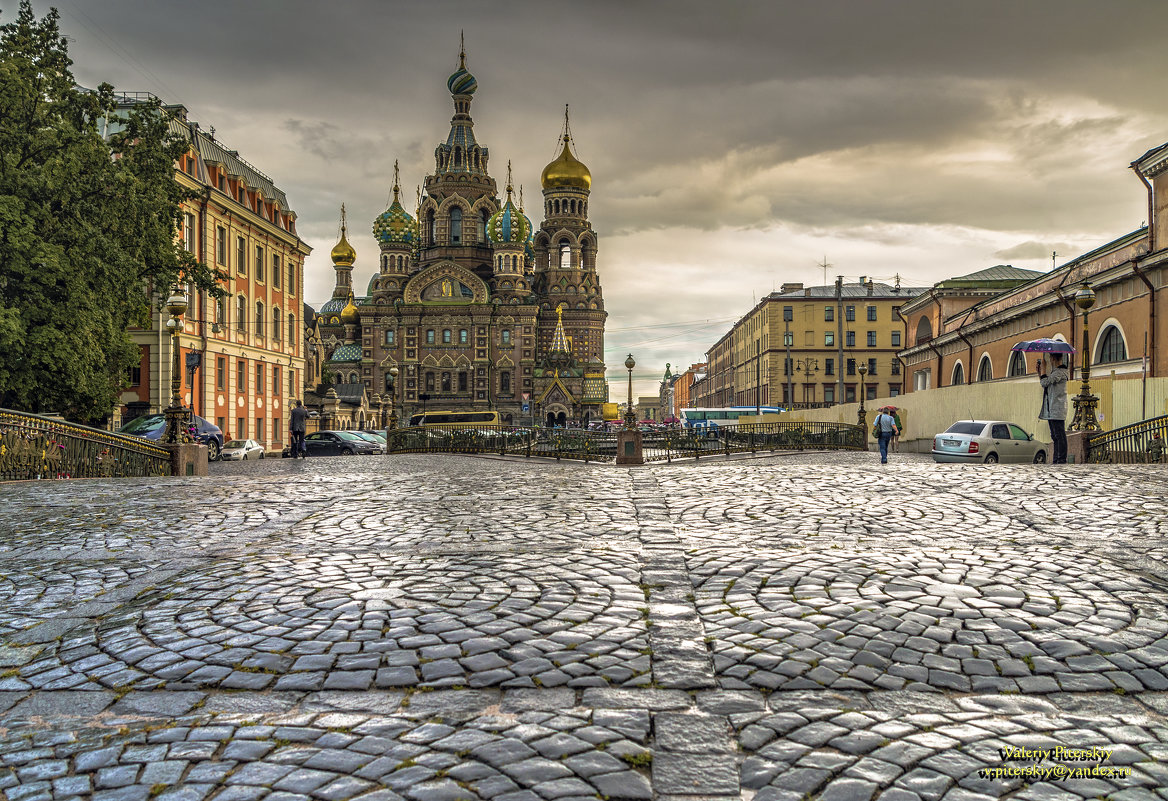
[1085,414,1168,464]
[385,421,865,463]
[0,409,172,480]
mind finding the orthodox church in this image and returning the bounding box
[313,44,608,427]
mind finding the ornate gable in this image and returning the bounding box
[403,261,489,304]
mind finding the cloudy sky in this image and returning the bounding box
[11,0,1168,397]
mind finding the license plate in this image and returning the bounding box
[943,439,961,447]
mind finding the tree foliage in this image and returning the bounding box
[0,1,225,423]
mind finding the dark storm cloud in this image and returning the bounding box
[8,0,1166,395]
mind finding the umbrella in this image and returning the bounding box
[1011,338,1075,354]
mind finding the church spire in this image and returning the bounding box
[550,304,571,354]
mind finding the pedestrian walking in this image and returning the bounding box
[873,407,899,464]
[890,408,903,453]
[1037,353,1069,464]
[290,400,309,458]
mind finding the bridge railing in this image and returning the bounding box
[385,421,865,463]
[0,409,172,480]
[1086,414,1168,464]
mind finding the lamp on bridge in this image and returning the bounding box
[624,354,637,431]
[163,285,192,445]
[857,363,868,434]
[1069,283,1101,432]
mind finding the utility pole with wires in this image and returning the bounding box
[818,256,832,288]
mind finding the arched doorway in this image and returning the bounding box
[546,411,556,427]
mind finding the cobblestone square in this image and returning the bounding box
[2,452,1167,800]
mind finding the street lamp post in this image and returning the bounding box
[857,363,868,435]
[387,365,399,430]
[162,286,192,444]
[797,358,819,405]
[784,322,793,409]
[624,354,637,430]
[1069,283,1101,432]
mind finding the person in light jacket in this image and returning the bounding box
[1037,353,1069,464]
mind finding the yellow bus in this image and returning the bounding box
[407,410,501,427]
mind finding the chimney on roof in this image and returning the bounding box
[780,282,803,294]
[867,279,874,296]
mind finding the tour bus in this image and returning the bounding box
[679,406,785,431]
[407,410,501,428]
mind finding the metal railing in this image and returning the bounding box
[0,409,172,480]
[385,421,865,463]
[1085,414,1168,464]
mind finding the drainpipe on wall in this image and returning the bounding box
[1053,286,1077,381]
[956,327,974,383]
[1130,163,1157,379]
[894,304,910,395]
[930,289,944,387]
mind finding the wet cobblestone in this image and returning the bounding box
[1,452,1167,799]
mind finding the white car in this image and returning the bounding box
[932,421,1048,464]
[220,439,265,461]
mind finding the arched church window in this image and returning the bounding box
[1008,351,1026,377]
[1097,326,1127,363]
[951,362,964,386]
[453,147,462,167]
[560,242,571,269]
[977,355,992,382]
[441,372,451,392]
[426,210,436,245]
[425,372,435,391]
[450,208,462,244]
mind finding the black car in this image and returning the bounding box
[289,430,382,457]
[118,413,225,461]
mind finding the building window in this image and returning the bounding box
[867,331,877,347]
[256,417,264,441]
[825,306,834,322]
[868,358,877,375]
[216,356,226,390]
[441,372,451,392]
[824,358,834,376]
[845,306,855,322]
[216,297,226,328]
[891,359,901,376]
[845,386,856,403]
[952,362,965,386]
[1008,351,1027,376]
[442,329,452,344]
[450,207,462,244]
[867,306,877,321]
[273,308,281,341]
[501,371,511,394]
[183,213,196,253]
[126,364,141,386]
[288,261,296,290]
[824,386,834,403]
[458,372,468,392]
[892,306,901,319]
[846,358,856,376]
[425,372,435,391]
[891,331,901,347]
[977,356,993,382]
[824,331,834,347]
[1097,326,1127,363]
[238,417,246,438]
[256,301,264,337]
[459,329,468,344]
[255,245,265,282]
[273,366,281,395]
[288,314,296,345]
[866,385,877,401]
[385,330,395,345]
[889,386,900,397]
[426,330,435,344]
[783,306,793,322]
[216,226,227,264]
[236,296,246,332]
[846,331,855,347]
[237,360,247,392]
[502,330,511,345]
[256,364,265,394]
[273,254,281,288]
[237,236,246,274]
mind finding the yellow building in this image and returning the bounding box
[703,279,927,408]
[117,96,312,458]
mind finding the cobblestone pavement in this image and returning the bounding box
[2,452,1168,800]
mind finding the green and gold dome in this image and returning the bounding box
[373,162,416,246]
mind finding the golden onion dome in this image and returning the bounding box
[339,293,360,325]
[541,135,591,190]
[330,231,356,266]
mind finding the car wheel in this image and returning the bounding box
[984,453,999,464]
[1033,450,1046,464]
[259,452,264,459]
[340,447,354,455]
[206,440,220,462]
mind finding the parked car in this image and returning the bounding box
[298,430,382,457]
[349,431,387,454]
[118,413,225,461]
[932,420,1047,464]
[220,439,265,461]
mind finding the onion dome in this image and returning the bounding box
[542,134,591,190]
[373,162,416,245]
[339,293,360,325]
[319,297,346,316]
[447,38,477,96]
[488,163,531,245]
[331,204,356,265]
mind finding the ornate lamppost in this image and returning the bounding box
[163,286,192,444]
[796,358,819,406]
[1069,283,1101,432]
[624,354,637,430]
[857,363,868,433]
[387,365,400,430]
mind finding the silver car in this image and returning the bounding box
[220,438,265,461]
[932,420,1048,464]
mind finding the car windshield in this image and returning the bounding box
[224,440,249,448]
[119,415,165,434]
[336,432,365,441]
[945,422,986,436]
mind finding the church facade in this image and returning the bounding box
[313,48,608,427]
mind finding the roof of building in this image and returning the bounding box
[768,282,929,300]
[328,343,362,363]
[936,264,1045,288]
[332,383,368,405]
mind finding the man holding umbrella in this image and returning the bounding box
[1015,339,1073,465]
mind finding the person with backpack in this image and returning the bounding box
[873,407,899,465]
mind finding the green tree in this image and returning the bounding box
[0,1,225,423]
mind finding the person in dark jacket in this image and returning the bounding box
[290,400,309,458]
[1037,353,1069,464]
